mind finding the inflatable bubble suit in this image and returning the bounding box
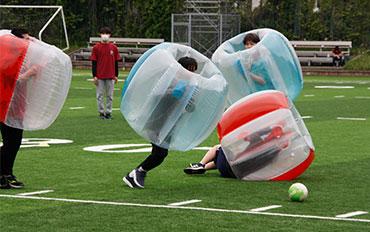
[0,30,72,130]
[121,42,228,151]
[217,90,314,181]
[212,28,303,105]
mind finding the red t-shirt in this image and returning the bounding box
[90,42,121,79]
[332,48,342,55]
[0,35,29,122]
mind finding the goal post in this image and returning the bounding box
[0,5,69,51]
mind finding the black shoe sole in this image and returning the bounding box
[123,176,136,188]
[123,175,144,189]
[8,183,24,189]
[184,168,206,175]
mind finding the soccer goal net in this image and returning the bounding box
[0,5,69,50]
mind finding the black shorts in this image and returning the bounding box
[214,147,236,178]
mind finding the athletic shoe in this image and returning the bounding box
[2,175,24,189]
[123,169,146,188]
[105,113,112,120]
[184,163,206,175]
[99,113,105,119]
[0,175,10,189]
[123,173,138,188]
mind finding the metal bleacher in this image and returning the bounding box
[70,37,164,69]
[70,37,352,69]
[291,40,352,66]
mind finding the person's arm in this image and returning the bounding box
[249,59,266,85]
[114,60,118,83]
[90,46,99,86]
[18,65,40,81]
[92,60,97,77]
[250,73,266,85]
[92,61,98,86]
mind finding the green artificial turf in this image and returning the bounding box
[0,71,369,231]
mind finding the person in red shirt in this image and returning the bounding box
[331,46,344,67]
[0,28,38,189]
[90,27,121,119]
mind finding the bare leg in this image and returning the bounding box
[200,145,220,170]
[184,145,220,174]
[205,161,216,170]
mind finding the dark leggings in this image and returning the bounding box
[0,123,23,176]
[137,143,168,172]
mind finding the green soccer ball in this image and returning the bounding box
[288,183,308,202]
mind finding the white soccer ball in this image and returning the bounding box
[288,183,308,202]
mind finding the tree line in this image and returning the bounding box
[0,0,368,49]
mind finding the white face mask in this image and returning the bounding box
[101,34,110,42]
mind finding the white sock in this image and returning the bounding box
[138,167,146,172]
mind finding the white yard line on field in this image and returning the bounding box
[355,96,370,99]
[74,87,92,90]
[83,144,212,153]
[192,147,213,150]
[16,190,54,196]
[302,116,313,119]
[0,194,369,223]
[304,80,370,84]
[337,117,366,121]
[304,94,315,97]
[168,199,202,206]
[315,86,354,89]
[336,211,368,218]
[69,107,85,110]
[250,205,282,212]
[334,95,345,98]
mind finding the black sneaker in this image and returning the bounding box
[184,163,206,175]
[123,173,138,188]
[105,113,112,120]
[99,113,105,119]
[3,175,24,189]
[123,169,146,188]
[0,175,10,189]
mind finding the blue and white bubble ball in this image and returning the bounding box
[121,43,228,151]
[212,28,303,105]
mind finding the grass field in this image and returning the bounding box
[1,69,370,231]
